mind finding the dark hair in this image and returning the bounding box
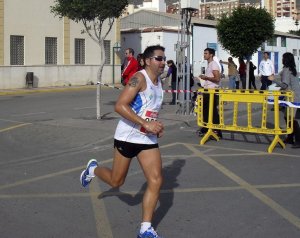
[127,48,134,56]
[282,52,297,77]
[204,48,215,56]
[263,52,270,56]
[167,60,174,65]
[137,53,143,61]
[143,45,165,59]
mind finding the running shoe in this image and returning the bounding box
[137,227,162,238]
[80,159,98,187]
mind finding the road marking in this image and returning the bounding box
[0,123,32,133]
[1,183,300,199]
[11,112,46,116]
[89,180,113,238]
[0,118,29,123]
[0,159,112,191]
[184,143,300,230]
[185,142,300,158]
[74,106,96,110]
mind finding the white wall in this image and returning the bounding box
[0,65,121,89]
[121,31,176,59]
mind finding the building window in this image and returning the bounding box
[45,37,57,64]
[10,35,24,65]
[104,40,111,64]
[293,49,297,56]
[267,37,277,46]
[281,37,286,47]
[75,39,85,64]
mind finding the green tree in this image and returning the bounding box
[289,30,300,36]
[217,6,274,89]
[51,0,128,119]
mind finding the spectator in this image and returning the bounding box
[222,57,238,89]
[199,48,222,138]
[249,61,257,89]
[259,52,275,90]
[166,60,177,105]
[121,48,138,85]
[238,57,246,89]
[269,52,300,148]
[137,53,144,71]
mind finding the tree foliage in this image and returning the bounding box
[289,30,300,36]
[51,0,128,22]
[216,6,274,58]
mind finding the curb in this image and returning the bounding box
[0,85,110,96]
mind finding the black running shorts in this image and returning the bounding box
[114,139,159,158]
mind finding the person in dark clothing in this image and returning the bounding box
[166,60,177,105]
[238,57,246,89]
[249,61,257,89]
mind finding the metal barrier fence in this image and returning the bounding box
[196,88,294,153]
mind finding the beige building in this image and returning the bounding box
[276,0,296,18]
[0,0,121,89]
[199,0,239,19]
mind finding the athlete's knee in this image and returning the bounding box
[110,177,125,188]
[148,174,163,189]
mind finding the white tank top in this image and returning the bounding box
[114,69,164,144]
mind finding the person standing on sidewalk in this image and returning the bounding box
[199,48,222,138]
[222,57,237,89]
[165,60,177,105]
[249,61,257,89]
[259,52,275,90]
[269,52,300,148]
[122,48,139,85]
[238,57,247,89]
[80,45,166,238]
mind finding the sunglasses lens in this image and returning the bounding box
[152,56,166,62]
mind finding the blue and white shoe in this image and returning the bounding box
[80,159,98,187]
[137,227,162,238]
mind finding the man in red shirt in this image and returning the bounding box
[122,48,138,85]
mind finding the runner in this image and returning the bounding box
[80,45,166,238]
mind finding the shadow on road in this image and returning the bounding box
[98,159,186,228]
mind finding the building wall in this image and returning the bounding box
[0,65,120,89]
[121,30,178,63]
[122,25,300,77]
[4,0,63,65]
[0,0,120,89]
[193,24,300,75]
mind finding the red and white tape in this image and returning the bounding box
[97,82,197,93]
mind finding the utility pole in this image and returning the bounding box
[176,0,197,115]
[295,18,299,72]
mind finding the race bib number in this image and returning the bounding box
[140,110,158,134]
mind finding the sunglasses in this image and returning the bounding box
[150,56,166,62]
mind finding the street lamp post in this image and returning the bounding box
[295,19,299,73]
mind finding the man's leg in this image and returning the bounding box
[137,148,162,223]
[93,148,132,188]
[260,76,267,90]
[80,148,131,188]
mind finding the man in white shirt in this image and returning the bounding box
[199,48,222,138]
[259,52,275,90]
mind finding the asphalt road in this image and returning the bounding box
[0,87,300,238]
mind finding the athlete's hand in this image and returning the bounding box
[143,121,164,135]
[157,129,164,138]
